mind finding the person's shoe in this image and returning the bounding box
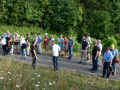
[39,53,42,55]
[92,71,95,73]
[78,61,82,63]
[87,59,90,62]
[61,54,64,56]
[101,76,105,78]
[59,54,60,56]
[83,63,86,65]
[67,57,71,60]
[90,68,94,70]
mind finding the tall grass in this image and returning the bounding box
[0,57,120,90]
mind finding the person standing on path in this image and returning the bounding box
[2,32,7,39]
[58,34,64,56]
[14,34,20,54]
[26,34,30,56]
[102,47,113,78]
[37,33,42,55]
[79,36,88,65]
[63,36,68,58]
[8,37,14,55]
[52,40,60,71]
[91,41,99,73]
[31,40,38,69]
[97,40,102,66]
[6,34,10,53]
[110,44,118,76]
[50,35,55,49]
[86,33,91,62]
[67,35,74,60]
[34,33,38,53]
[0,36,8,55]
[13,31,20,39]
[7,30,12,37]
[44,33,49,55]
[20,35,27,59]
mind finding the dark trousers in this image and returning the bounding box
[32,56,37,69]
[103,62,110,78]
[92,55,98,71]
[53,56,58,71]
[2,45,8,55]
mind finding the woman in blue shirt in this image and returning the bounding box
[110,44,118,75]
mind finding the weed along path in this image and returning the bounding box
[0,48,120,80]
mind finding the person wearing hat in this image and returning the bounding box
[91,40,100,73]
[44,33,49,55]
[14,34,20,54]
[102,47,113,78]
[78,36,88,65]
[110,44,118,75]
[58,34,64,56]
[37,33,42,54]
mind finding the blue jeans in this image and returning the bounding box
[21,47,27,58]
[32,56,37,69]
[92,55,98,71]
[53,56,58,71]
[68,46,73,59]
[103,62,110,78]
[112,59,116,69]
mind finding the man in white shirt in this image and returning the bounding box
[52,40,60,71]
[97,40,102,66]
[0,36,8,55]
[86,33,91,61]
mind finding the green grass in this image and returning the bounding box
[0,57,120,90]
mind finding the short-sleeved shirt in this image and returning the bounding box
[58,38,64,47]
[82,41,88,50]
[2,35,7,39]
[92,46,100,56]
[97,43,102,51]
[14,37,19,45]
[110,49,118,59]
[31,45,35,57]
[44,36,49,45]
[86,37,91,45]
[6,37,10,45]
[26,37,30,43]
[104,51,113,62]
[37,36,42,43]
[68,39,74,47]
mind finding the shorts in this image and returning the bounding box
[44,45,49,50]
[15,45,19,49]
[60,46,64,52]
[87,47,90,54]
[64,44,68,50]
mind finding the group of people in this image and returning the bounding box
[0,31,119,78]
[79,33,118,78]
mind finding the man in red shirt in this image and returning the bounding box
[44,33,49,55]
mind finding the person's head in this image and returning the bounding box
[93,40,97,46]
[4,32,6,35]
[64,36,67,40]
[28,33,30,37]
[21,34,23,38]
[32,40,37,45]
[38,33,40,36]
[7,30,9,34]
[69,35,72,39]
[110,44,115,50]
[44,33,48,37]
[52,40,55,45]
[82,36,86,41]
[60,34,63,38]
[14,31,17,34]
[86,33,90,37]
[1,36,4,39]
[35,33,37,37]
[50,35,53,39]
[97,40,101,44]
[26,34,29,37]
[15,34,17,38]
[7,34,10,38]
[105,47,110,52]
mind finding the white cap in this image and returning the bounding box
[44,33,48,35]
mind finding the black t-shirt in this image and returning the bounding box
[26,37,30,43]
[82,41,88,50]
[6,37,10,45]
[92,46,100,56]
[31,45,35,57]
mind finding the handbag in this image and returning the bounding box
[115,56,120,63]
[109,66,114,75]
[22,43,27,49]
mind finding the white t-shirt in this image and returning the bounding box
[86,37,91,47]
[0,38,6,45]
[13,33,20,39]
[50,38,55,46]
[52,44,60,56]
[97,43,102,51]
[20,37,26,47]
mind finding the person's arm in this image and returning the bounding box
[33,50,37,60]
[95,51,99,60]
[71,43,74,47]
[58,39,61,43]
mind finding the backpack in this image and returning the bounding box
[115,55,120,63]
[22,43,27,49]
